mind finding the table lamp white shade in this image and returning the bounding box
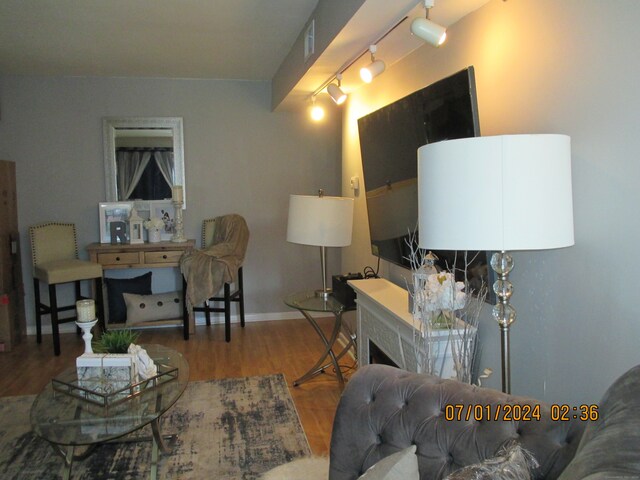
[287,194,354,247]
[418,134,574,251]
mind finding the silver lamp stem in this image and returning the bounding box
[318,245,330,299]
[491,250,516,393]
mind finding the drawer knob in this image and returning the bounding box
[116,256,120,261]
[163,254,168,259]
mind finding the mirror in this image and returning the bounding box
[103,117,186,207]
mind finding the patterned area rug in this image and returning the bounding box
[0,374,311,479]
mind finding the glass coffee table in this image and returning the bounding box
[30,344,189,480]
[285,291,356,387]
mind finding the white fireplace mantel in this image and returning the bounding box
[348,277,463,378]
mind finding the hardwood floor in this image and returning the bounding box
[0,318,356,455]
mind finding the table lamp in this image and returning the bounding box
[287,190,354,299]
[417,134,574,393]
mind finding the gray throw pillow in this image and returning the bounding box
[358,445,419,480]
[444,442,538,480]
[124,291,182,325]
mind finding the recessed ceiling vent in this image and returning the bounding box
[304,19,315,61]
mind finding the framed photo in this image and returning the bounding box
[99,202,133,244]
[149,200,175,241]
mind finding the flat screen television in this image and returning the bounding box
[358,66,490,293]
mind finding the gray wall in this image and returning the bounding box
[0,76,342,330]
[342,0,640,404]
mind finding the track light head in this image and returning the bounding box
[411,0,447,46]
[411,17,446,46]
[360,45,385,83]
[327,83,347,105]
[360,60,386,83]
[327,73,347,105]
[310,96,325,121]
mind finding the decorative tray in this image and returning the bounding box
[52,363,178,409]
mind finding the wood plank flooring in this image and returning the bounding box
[0,318,356,455]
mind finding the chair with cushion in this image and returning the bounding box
[29,222,104,356]
[180,214,249,342]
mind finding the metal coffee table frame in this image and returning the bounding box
[30,344,189,480]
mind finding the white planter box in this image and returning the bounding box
[76,353,136,384]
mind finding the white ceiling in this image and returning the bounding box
[0,0,320,80]
[0,0,490,107]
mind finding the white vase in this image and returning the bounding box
[148,228,161,243]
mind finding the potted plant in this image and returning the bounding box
[92,329,140,354]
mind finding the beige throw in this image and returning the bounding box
[180,214,249,308]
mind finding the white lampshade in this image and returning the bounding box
[418,134,574,251]
[287,194,354,247]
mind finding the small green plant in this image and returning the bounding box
[93,329,140,354]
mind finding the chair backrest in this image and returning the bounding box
[29,222,78,266]
[202,218,218,248]
[200,214,249,262]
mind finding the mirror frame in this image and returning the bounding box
[103,117,186,207]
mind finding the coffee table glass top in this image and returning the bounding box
[284,291,345,314]
[30,344,189,446]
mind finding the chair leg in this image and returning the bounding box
[49,284,61,356]
[33,278,42,344]
[224,283,231,342]
[238,267,245,328]
[204,302,211,326]
[74,281,82,335]
[95,277,105,334]
[182,277,189,341]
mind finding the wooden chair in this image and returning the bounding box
[29,222,104,355]
[188,215,248,342]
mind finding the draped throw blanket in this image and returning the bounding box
[180,214,249,311]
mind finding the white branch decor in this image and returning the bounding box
[406,230,488,383]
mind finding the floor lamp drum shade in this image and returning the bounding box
[287,195,354,247]
[418,134,574,252]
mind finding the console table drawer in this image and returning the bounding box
[97,252,140,266]
[144,250,183,264]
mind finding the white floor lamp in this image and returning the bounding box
[287,190,354,298]
[417,134,574,393]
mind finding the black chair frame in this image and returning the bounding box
[186,267,245,342]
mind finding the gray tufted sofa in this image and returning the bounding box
[328,363,640,480]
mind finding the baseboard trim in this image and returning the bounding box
[25,310,330,336]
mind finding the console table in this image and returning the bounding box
[86,240,195,337]
[348,278,465,378]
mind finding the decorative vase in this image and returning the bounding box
[148,228,161,243]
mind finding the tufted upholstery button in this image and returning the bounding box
[376,435,382,445]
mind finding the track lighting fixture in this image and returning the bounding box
[360,45,386,84]
[327,73,347,105]
[310,96,325,121]
[411,0,447,47]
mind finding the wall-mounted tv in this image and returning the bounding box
[358,67,490,292]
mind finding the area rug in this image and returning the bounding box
[0,374,311,479]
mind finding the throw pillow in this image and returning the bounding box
[124,291,182,325]
[105,272,153,324]
[358,445,419,480]
[444,442,538,480]
[260,456,329,480]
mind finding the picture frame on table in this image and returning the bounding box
[151,200,176,241]
[99,202,134,244]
